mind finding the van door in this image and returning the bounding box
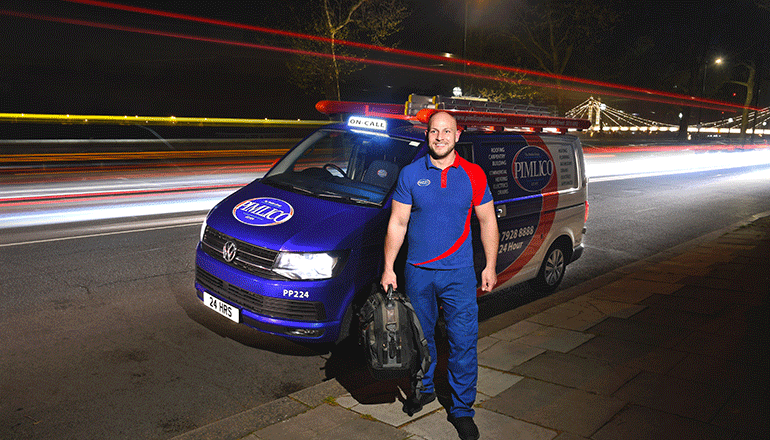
[469,134,584,293]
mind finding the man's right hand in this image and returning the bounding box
[380,269,397,291]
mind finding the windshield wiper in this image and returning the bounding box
[347,197,380,206]
[262,178,314,194]
[314,192,380,207]
[264,178,380,206]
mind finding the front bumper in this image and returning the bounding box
[195,245,351,343]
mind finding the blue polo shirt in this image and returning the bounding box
[393,153,493,269]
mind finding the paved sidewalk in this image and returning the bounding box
[173,213,769,440]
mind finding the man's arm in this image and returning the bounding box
[474,200,499,292]
[381,200,411,290]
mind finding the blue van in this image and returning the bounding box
[195,96,590,343]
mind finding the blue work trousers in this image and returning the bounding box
[404,264,478,418]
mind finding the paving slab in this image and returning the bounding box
[477,366,523,397]
[247,404,407,440]
[587,316,690,348]
[586,286,655,304]
[679,279,765,303]
[645,260,712,276]
[403,407,558,440]
[627,269,689,283]
[566,296,647,318]
[336,391,442,428]
[480,378,626,437]
[289,379,348,408]
[677,275,763,296]
[489,320,547,341]
[171,396,309,440]
[477,335,498,353]
[694,304,752,336]
[627,305,710,331]
[568,335,687,374]
[597,277,684,296]
[667,252,734,267]
[666,353,769,392]
[513,326,595,353]
[640,292,728,316]
[710,390,770,436]
[511,351,639,395]
[553,433,589,440]
[478,339,545,371]
[526,303,608,331]
[612,371,731,422]
[671,330,745,359]
[591,404,735,440]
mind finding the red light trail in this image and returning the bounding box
[1,4,760,113]
[62,0,760,113]
[0,184,241,208]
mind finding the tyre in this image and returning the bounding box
[529,241,568,293]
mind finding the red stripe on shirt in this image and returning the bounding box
[414,207,472,266]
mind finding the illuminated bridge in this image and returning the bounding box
[567,97,769,136]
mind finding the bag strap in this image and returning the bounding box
[400,295,431,395]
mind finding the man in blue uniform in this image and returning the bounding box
[381,111,499,440]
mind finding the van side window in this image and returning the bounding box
[455,142,474,162]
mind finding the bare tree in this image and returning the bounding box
[287,0,408,100]
[497,0,619,113]
[474,70,547,104]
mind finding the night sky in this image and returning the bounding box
[1,0,768,121]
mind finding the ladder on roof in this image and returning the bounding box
[406,94,552,117]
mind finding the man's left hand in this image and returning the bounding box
[480,266,497,292]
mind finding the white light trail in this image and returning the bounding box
[586,148,770,182]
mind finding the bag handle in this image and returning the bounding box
[386,284,396,300]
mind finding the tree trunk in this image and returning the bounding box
[330,37,341,101]
[739,65,756,144]
[678,107,691,140]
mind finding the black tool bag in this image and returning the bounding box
[360,284,430,386]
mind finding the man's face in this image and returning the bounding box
[427,112,460,160]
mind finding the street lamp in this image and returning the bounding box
[702,57,723,98]
[697,57,723,136]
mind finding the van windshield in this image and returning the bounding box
[262,129,422,206]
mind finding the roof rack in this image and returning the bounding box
[406,94,552,117]
[316,95,590,132]
[415,108,590,132]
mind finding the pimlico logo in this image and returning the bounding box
[233,197,294,226]
[512,146,554,192]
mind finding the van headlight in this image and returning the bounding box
[199,218,208,242]
[273,251,347,280]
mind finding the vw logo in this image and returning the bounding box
[222,241,237,262]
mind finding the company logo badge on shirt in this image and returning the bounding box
[417,179,431,187]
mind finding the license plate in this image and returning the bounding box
[203,292,239,323]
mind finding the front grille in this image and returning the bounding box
[201,226,286,280]
[196,267,326,322]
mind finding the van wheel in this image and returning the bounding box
[529,241,567,293]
